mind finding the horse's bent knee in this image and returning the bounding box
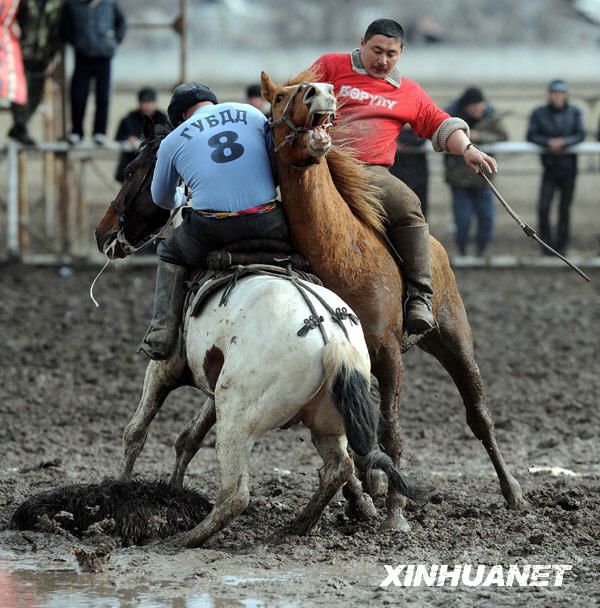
[123,424,146,446]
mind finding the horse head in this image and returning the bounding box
[94,116,171,259]
[261,71,336,168]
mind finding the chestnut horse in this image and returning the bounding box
[260,71,527,530]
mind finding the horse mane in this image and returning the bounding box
[286,67,321,86]
[146,124,172,154]
[326,145,386,235]
[284,70,386,235]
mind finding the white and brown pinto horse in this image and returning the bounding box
[94,120,426,547]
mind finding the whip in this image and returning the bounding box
[477,165,590,282]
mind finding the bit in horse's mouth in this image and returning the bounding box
[103,235,124,259]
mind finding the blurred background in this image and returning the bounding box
[1,0,599,262]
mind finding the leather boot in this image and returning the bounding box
[138,260,188,360]
[389,224,435,334]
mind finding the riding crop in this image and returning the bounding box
[477,164,590,282]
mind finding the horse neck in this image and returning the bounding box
[277,160,370,282]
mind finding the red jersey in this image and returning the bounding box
[311,52,450,167]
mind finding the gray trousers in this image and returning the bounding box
[366,165,426,228]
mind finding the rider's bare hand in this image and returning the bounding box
[464,147,497,175]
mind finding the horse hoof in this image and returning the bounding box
[344,496,378,521]
[508,494,530,511]
[380,513,411,533]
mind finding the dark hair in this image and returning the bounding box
[246,84,262,98]
[137,87,157,103]
[364,19,405,44]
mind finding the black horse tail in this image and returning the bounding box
[323,340,431,505]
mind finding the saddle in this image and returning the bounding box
[205,238,310,272]
[183,238,319,320]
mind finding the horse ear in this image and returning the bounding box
[142,114,155,141]
[260,71,274,101]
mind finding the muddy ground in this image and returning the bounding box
[0,263,598,607]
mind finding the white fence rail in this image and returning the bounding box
[1,141,599,264]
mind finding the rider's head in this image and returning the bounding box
[168,82,218,127]
[360,19,405,80]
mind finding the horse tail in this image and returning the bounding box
[322,339,376,457]
[323,339,431,505]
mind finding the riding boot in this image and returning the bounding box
[388,224,436,334]
[138,260,188,360]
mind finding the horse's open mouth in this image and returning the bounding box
[307,125,332,157]
[309,111,333,130]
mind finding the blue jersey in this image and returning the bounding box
[151,102,277,212]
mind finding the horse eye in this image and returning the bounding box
[274,93,284,104]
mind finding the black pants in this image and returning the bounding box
[538,167,576,252]
[11,66,46,131]
[70,55,111,136]
[158,206,289,267]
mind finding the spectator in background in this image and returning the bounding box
[7,0,63,145]
[390,125,429,218]
[60,0,126,145]
[527,80,585,255]
[245,83,268,115]
[0,0,27,109]
[445,87,508,257]
[114,87,169,182]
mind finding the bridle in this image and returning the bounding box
[268,82,334,153]
[106,144,174,256]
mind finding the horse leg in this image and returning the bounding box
[419,306,527,510]
[289,431,354,535]
[342,472,378,521]
[181,405,254,548]
[119,358,184,479]
[170,397,216,487]
[372,343,411,532]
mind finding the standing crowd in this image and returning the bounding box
[2,5,597,258]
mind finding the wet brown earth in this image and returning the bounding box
[0,263,598,607]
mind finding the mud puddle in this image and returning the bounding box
[0,547,302,607]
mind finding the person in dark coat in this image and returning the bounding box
[390,125,429,218]
[7,0,64,145]
[527,80,585,254]
[445,87,508,256]
[60,0,126,144]
[114,87,169,183]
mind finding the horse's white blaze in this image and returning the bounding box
[304,83,336,116]
[185,275,369,436]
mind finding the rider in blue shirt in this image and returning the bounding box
[139,83,288,361]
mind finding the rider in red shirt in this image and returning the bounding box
[311,19,497,333]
